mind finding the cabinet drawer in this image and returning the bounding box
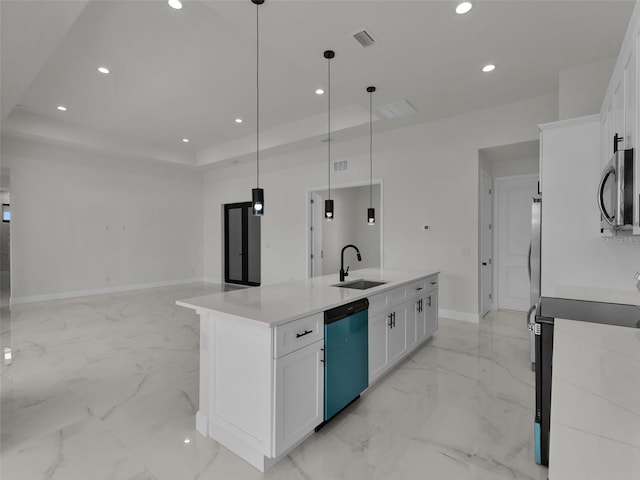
[426,277,438,293]
[368,292,388,314]
[274,313,323,358]
[386,286,407,305]
[407,279,428,298]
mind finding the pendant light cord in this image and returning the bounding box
[327,57,331,201]
[369,90,373,208]
[255,2,260,188]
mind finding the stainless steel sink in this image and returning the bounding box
[332,279,387,290]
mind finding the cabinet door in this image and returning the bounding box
[415,296,427,343]
[387,306,407,364]
[406,299,417,351]
[368,310,389,384]
[425,289,438,338]
[274,339,324,457]
[623,50,635,149]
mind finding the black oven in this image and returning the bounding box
[534,297,640,466]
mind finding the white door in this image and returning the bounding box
[495,175,538,312]
[480,170,492,316]
[309,192,323,277]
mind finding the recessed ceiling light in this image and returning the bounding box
[482,64,496,73]
[98,66,110,74]
[184,438,191,444]
[456,2,473,15]
[315,89,325,95]
[182,138,189,143]
[168,0,183,10]
[235,118,243,124]
[56,105,67,111]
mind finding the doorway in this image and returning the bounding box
[307,182,382,278]
[224,202,261,286]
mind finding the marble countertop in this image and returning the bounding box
[177,268,439,327]
[549,318,640,479]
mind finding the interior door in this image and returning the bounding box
[224,202,260,286]
[309,192,323,277]
[495,175,538,311]
[480,170,493,316]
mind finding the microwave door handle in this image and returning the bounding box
[598,165,616,226]
[527,242,532,281]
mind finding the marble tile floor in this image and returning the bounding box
[1,283,549,480]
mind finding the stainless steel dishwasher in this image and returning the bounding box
[322,298,369,423]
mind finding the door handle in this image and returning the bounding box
[392,312,396,328]
[388,314,393,328]
[482,262,487,266]
[427,295,432,308]
[320,346,325,363]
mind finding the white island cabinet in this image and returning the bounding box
[177,268,439,472]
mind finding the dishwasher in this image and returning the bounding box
[322,298,369,423]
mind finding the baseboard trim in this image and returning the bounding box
[10,277,205,305]
[439,309,480,323]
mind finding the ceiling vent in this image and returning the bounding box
[353,29,375,48]
[376,100,418,120]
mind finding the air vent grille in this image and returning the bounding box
[333,160,348,172]
[376,100,417,120]
[353,30,375,48]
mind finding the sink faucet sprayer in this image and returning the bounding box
[340,245,362,282]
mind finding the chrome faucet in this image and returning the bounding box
[340,244,362,282]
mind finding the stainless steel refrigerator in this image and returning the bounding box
[527,197,541,370]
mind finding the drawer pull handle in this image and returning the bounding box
[416,287,423,291]
[296,330,313,338]
[431,282,437,285]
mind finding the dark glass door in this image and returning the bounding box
[224,202,260,286]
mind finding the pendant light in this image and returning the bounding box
[367,86,376,225]
[324,50,335,221]
[251,0,265,216]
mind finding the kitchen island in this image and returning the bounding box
[177,268,439,471]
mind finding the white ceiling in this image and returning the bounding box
[0,0,635,168]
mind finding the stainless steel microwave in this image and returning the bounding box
[598,148,634,231]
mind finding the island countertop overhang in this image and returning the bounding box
[177,268,440,327]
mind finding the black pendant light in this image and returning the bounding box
[251,0,264,216]
[367,86,376,225]
[324,50,335,221]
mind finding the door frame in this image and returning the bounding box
[492,173,539,311]
[306,180,384,279]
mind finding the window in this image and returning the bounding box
[2,204,9,223]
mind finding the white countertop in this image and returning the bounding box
[177,268,439,327]
[549,318,640,480]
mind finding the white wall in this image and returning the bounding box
[540,116,640,300]
[492,155,539,178]
[2,136,204,302]
[203,93,559,319]
[559,57,617,120]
